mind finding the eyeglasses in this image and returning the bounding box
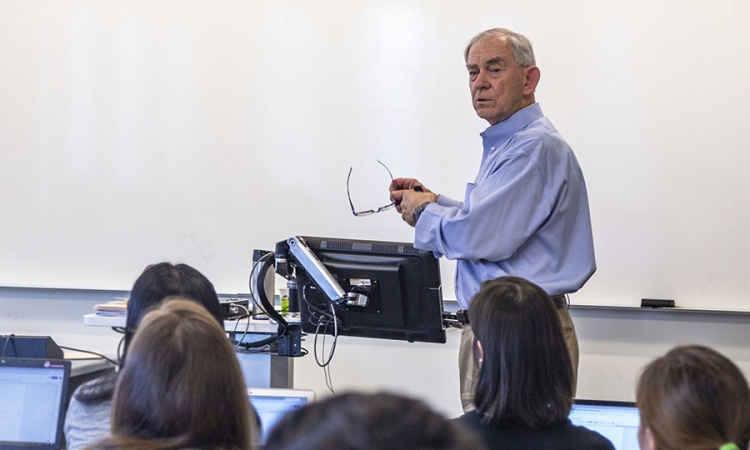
[347,160,395,217]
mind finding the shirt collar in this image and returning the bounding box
[480,103,543,150]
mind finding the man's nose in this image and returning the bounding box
[473,70,490,89]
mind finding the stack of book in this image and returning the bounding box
[94,299,128,317]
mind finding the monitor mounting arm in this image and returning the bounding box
[276,236,346,304]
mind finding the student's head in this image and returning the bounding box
[103,298,256,450]
[264,391,485,450]
[636,345,750,450]
[123,262,223,365]
[470,276,573,427]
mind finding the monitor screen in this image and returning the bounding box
[569,400,640,450]
[247,388,315,444]
[293,236,445,343]
[0,358,70,450]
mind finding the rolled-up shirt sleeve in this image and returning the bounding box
[415,154,551,263]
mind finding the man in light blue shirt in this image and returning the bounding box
[390,28,595,411]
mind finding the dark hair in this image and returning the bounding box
[265,391,485,450]
[75,262,223,403]
[90,299,256,450]
[123,262,223,361]
[636,345,750,450]
[471,276,573,427]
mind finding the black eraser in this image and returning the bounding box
[641,298,675,308]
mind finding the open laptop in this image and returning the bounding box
[569,400,640,450]
[247,388,316,444]
[0,358,71,450]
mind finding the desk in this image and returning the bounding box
[82,314,293,388]
[83,313,280,333]
[67,353,116,378]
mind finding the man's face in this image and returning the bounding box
[466,36,535,126]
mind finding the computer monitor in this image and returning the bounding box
[293,236,445,343]
[0,358,71,450]
[247,388,315,444]
[569,400,640,450]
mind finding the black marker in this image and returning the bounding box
[640,299,675,308]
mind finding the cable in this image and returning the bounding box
[249,251,288,326]
[1,334,15,358]
[309,301,339,394]
[59,346,119,366]
[302,283,339,327]
[236,346,272,354]
[329,301,338,358]
[230,303,281,350]
[231,303,253,349]
[247,255,267,314]
[302,282,340,370]
[229,307,289,350]
[325,300,339,393]
[236,252,295,351]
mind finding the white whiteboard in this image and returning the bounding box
[1,0,749,309]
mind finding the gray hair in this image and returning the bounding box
[464,28,536,67]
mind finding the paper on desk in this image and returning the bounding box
[94,299,128,316]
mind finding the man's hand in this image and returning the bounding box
[389,178,438,226]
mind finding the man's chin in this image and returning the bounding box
[473,101,493,110]
[474,107,496,121]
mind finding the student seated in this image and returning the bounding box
[636,345,750,450]
[64,262,226,449]
[456,276,614,450]
[264,391,486,450]
[89,298,257,450]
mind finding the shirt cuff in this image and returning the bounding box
[436,194,463,209]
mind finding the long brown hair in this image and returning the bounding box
[90,298,256,450]
[470,276,573,427]
[637,345,750,450]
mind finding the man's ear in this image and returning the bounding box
[523,66,541,96]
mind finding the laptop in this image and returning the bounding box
[569,400,640,450]
[0,358,71,450]
[247,388,316,444]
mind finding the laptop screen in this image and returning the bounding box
[0,358,70,450]
[247,388,315,444]
[569,400,640,450]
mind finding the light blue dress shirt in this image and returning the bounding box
[414,103,596,309]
